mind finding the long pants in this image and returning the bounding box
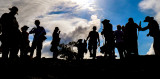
[2,35,20,59]
[116,42,125,59]
[30,40,43,59]
[153,37,160,56]
[88,43,97,59]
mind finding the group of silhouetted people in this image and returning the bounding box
[100,17,160,59]
[0,6,46,59]
[0,6,160,60]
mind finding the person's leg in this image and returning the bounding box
[117,43,125,59]
[125,41,132,58]
[117,47,124,59]
[1,37,10,59]
[93,44,97,59]
[153,37,160,56]
[36,41,43,59]
[30,41,36,58]
[80,51,84,60]
[133,41,138,56]
[2,44,9,59]
[88,44,93,57]
[53,46,58,59]
[20,46,25,58]
[10,46,19,59]
[107,42,113,59]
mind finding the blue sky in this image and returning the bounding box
[0,0,158,57]
[94,0,153,55]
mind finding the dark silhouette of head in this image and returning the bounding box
[128,18,134,23]
[117,25,121,31]
[55,27,59,31]
[9,6,18,15]
[102,19,110,24]
[93,26,97,31]
[78,39,83,43]
[21,25,29,32]
[122,25,125,31]
[35,20,40,26]
[144,16,154,22]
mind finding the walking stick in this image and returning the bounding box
[138,21,141,37]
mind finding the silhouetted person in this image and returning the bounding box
[121,25,127,56]
[101,19,115,59]
[124,18,140,57]
[0,6,21,59]
[114,25,125,59]
[76,39,87,60]
[86,26,100,59]
[50,27,61,59]
[0,23,2,53]
[122,25,125,32]
[20,25,30,58]
[76,39,84,60]
[29,20,46,59]
[140,16,160,56]
[84,39,87,54]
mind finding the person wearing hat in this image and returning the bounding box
[76,39,84,60]
[0,6,21,59]
[101,19,115,59]
[20,25,30,58]
[140,16,160,56]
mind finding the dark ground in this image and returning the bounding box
[0,55,160,79]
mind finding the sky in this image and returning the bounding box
[0,0,159,58]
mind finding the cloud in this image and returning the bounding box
[147,44,155,55]
[139,0,157,10]
[41,41,52,58]
[0,0,101,58]
[60,15,101,43]
[0,0,98,28]
[139,0,160,23]
[40,14,101,58]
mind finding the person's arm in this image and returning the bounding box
[86,32,90,41]
[0,23,2,34]
[101,30,104,35]
[86,36,89,41]
[43,28,46,35]
[0,13,7,34]
[139,26,149,31]
[41,27,46,35]
[138,24,150,36]
[97,33,100,46]
[58,30,60,34]
[113,31,116,40]
[29,28,35,34]
[0,16,2,34]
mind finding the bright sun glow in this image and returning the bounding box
[71,0,91,5]
[71,0,96,11]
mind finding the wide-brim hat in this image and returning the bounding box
[144,16,153,22]
[9,6,18,11]
[102,19,110,23]
[21,25,29,30]
[9,6,18,14]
